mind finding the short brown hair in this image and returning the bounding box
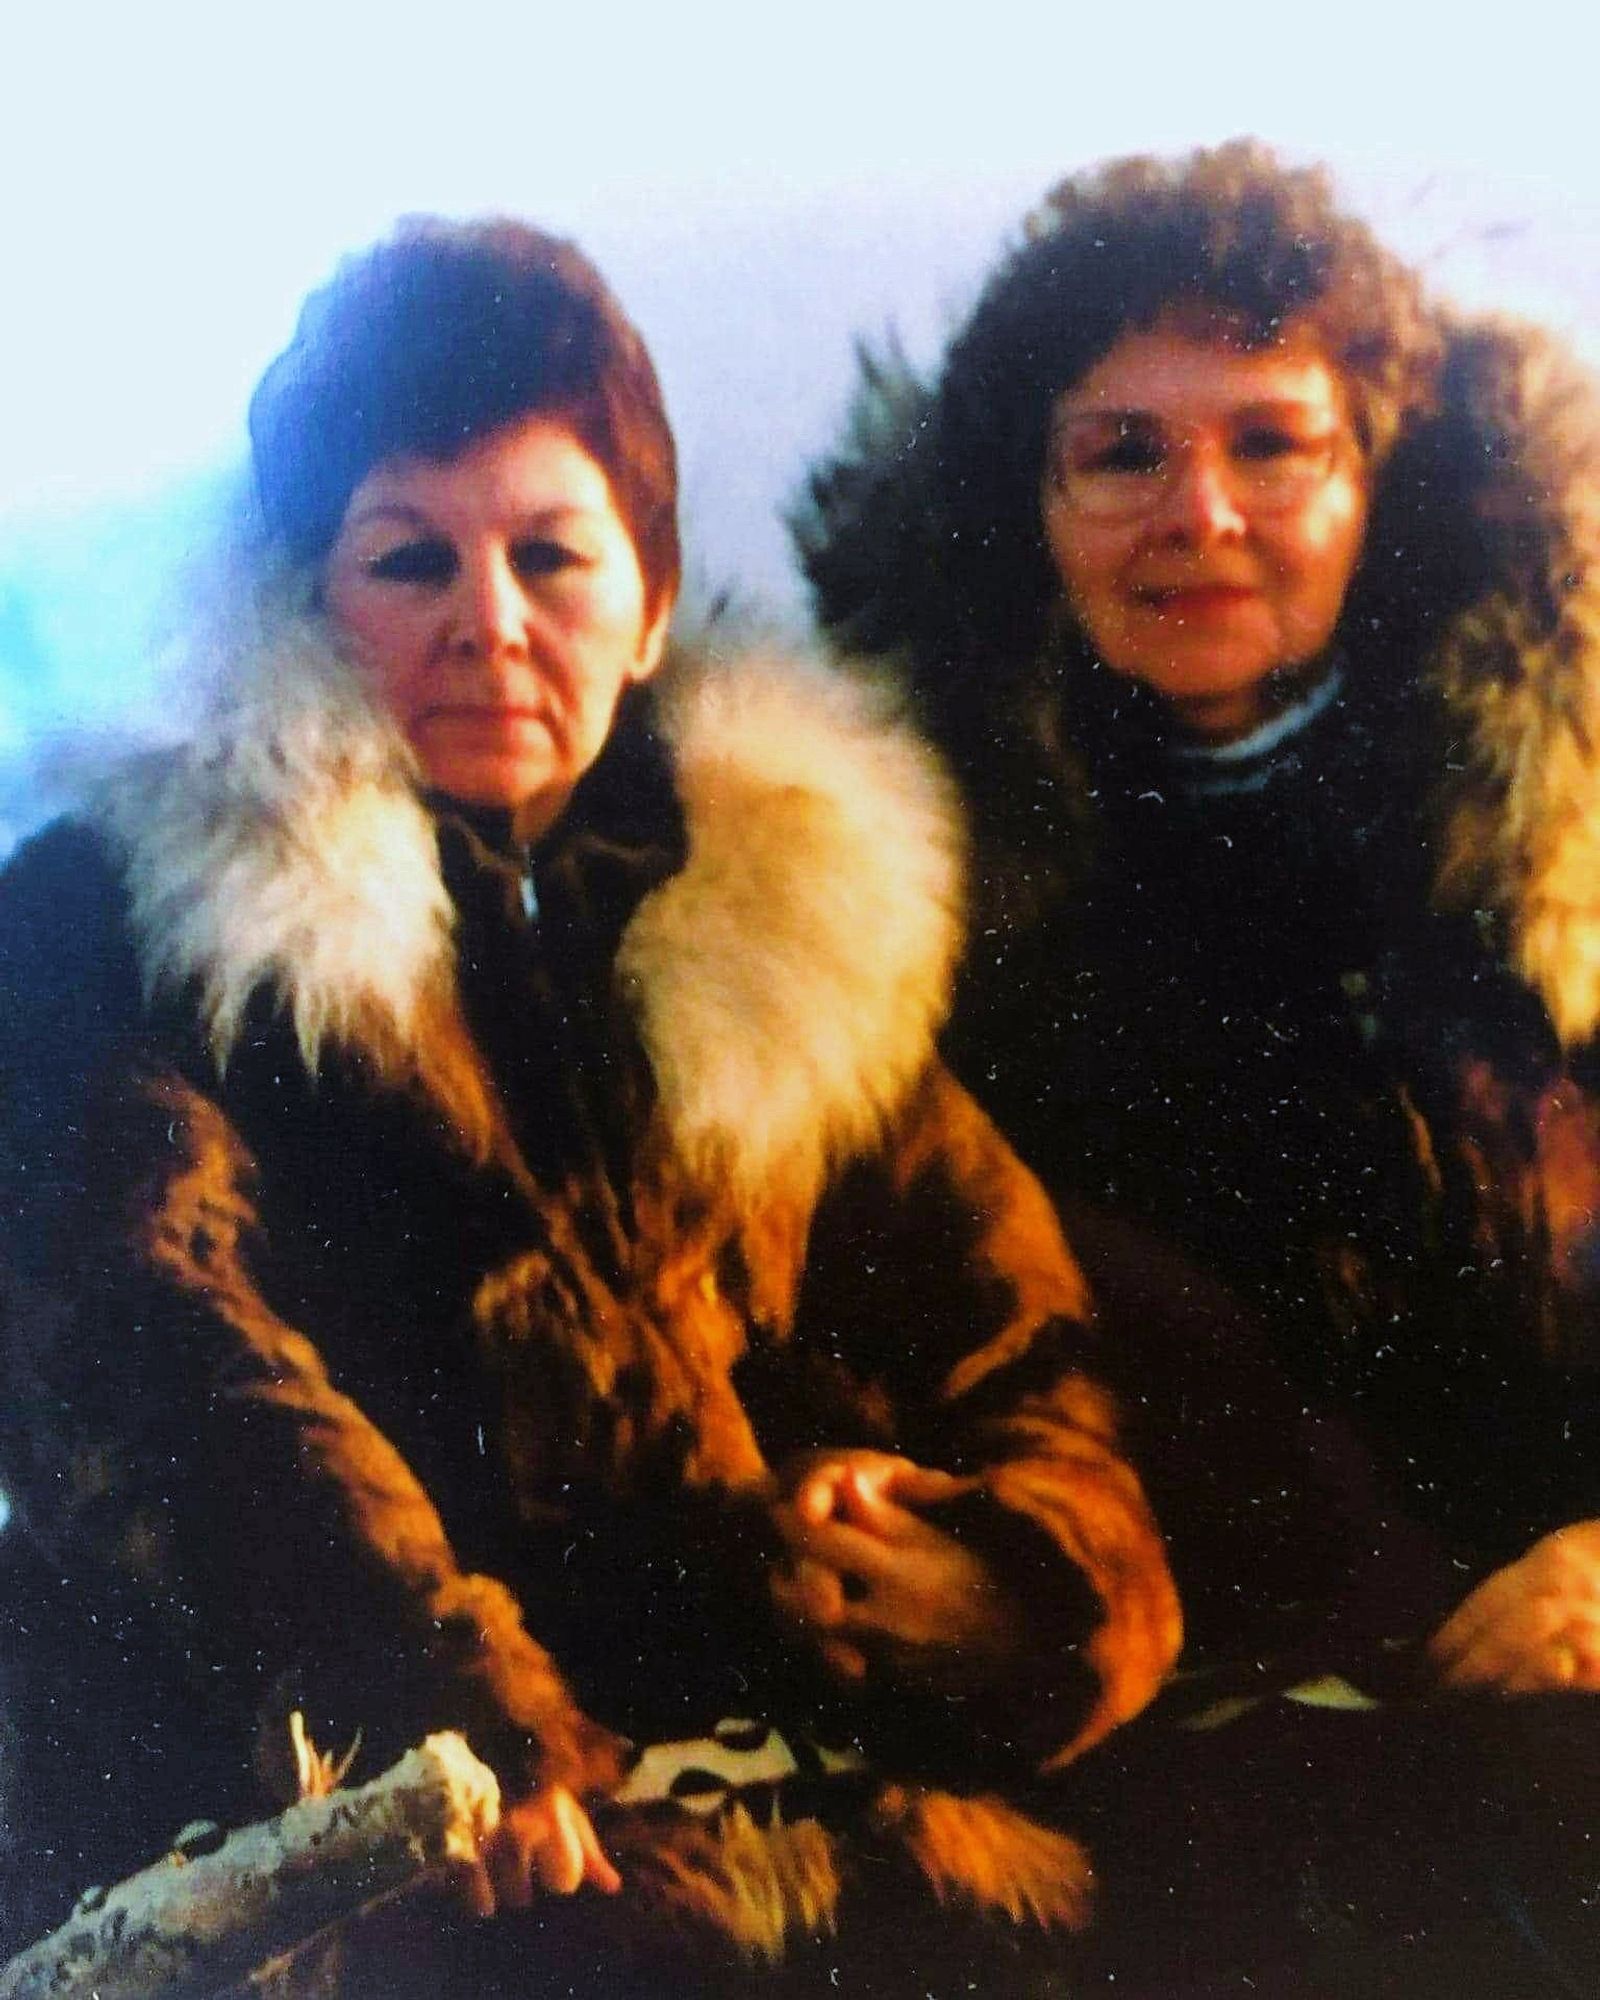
[248,217,680,619]
[933,140,1440,647]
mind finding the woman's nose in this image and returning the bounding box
[454,550,531,657]
[1157,442,1248,541]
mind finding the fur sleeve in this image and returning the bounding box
[797,1065,1183,1772]
[0,833,620,1805]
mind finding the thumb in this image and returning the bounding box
[530,1792,589,1895]
[848,1460,969,1520]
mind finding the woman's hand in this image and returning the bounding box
[461,1785,622,1915]
[769,1450,1025,1687]
[1428,1520,1600,1694]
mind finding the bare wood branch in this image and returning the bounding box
[0,1733,499,2000]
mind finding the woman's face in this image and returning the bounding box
[1041,323,1370,738]
[324,414,669,821]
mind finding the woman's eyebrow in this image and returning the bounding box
[344,499,603,535]
[1228,397,1336,422]
[1062,398,1329,429]
[344,501,437,533]
[508,504,602,531]
[1056,406,1161,430]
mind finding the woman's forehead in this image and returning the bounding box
[339,415,621,534]
[1056,324,1346,426]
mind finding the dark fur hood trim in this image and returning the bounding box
[795,316,1600,1044]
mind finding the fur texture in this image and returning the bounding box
[622,647,962,1205]
[606,1804,843,1961]
[98,606,963,1195]
[797,314,1600,1047]
[0,538,1190,1966]
[101,597,453,1075]
[1428,320,1600,1044]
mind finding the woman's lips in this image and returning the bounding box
[1134,584,1261,615]
[419,705,554,733]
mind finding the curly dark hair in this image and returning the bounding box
[248,217,680,619]
[793,141,1469,913]
[929,140,1441,658]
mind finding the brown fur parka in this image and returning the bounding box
[796,304,1600,1627]
[0,605,1180,1968]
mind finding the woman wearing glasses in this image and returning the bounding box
[800,142,1599,1987]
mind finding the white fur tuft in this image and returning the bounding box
[101,605,961,1189]
[102,602,452,1071]
[619,650,963,1201]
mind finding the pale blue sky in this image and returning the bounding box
[5,1,1596,513]
[0,0,1596,782]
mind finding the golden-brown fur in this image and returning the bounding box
[0,598,1178,1967]
[1428,319,1600,1043]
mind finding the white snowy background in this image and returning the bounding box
[2,0,1598,867]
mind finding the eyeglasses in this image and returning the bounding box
[1047,410,1353,522]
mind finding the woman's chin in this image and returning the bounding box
[419,752,558,815]
[1109,653,1283,738]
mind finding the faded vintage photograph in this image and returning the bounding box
[1,6,1596,1994]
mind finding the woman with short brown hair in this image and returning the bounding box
[0,215,1180,1989]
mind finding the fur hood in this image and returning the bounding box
[94,587,963,1205]
[795,315,1600,1046]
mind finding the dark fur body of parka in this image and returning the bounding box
[796,312,1600,1631]
[0,587,1181,1969]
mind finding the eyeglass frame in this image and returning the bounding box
[1044,407,1360,524]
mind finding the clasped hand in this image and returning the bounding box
[458,1450,1027,1913]
[768,1449,1025,1687]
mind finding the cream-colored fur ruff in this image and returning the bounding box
[620,650,962,1201]
[1430,320,1600,1046]
[101,606,453,1072]
[100,611,962,1191]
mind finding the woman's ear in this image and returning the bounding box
[630,595,675,685]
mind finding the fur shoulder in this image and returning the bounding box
[97,598,453,1072]
[621,645,963,1202]
[1427,316,1600,1044]
[97,603,962,1193]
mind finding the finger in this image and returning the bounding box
[530,1793,588,1896]
[772,1488,853,1555]
[874,1461,971,1510]
[771,1555,849,1628]
[787,1514,903,1581]
[833,1465,910,1534]
[454,1856,497,1920]
[564,1792,624,1896]
[1435,1639,1510,1690]
[486,1818,534,1911]
[1436,1627,1555,1692]
[571,1800,623,1895]
[1488,1643,1582,1695]
[1428,1581,1514,1668]
[796,1462,848,1524]
[1505,1625,1600,1693]
[818,1635,870,1681]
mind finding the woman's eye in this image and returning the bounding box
[1233,426,1314,464]
[1087,436,1166,477]
[365,540,457,586]
[510,539,584,581]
